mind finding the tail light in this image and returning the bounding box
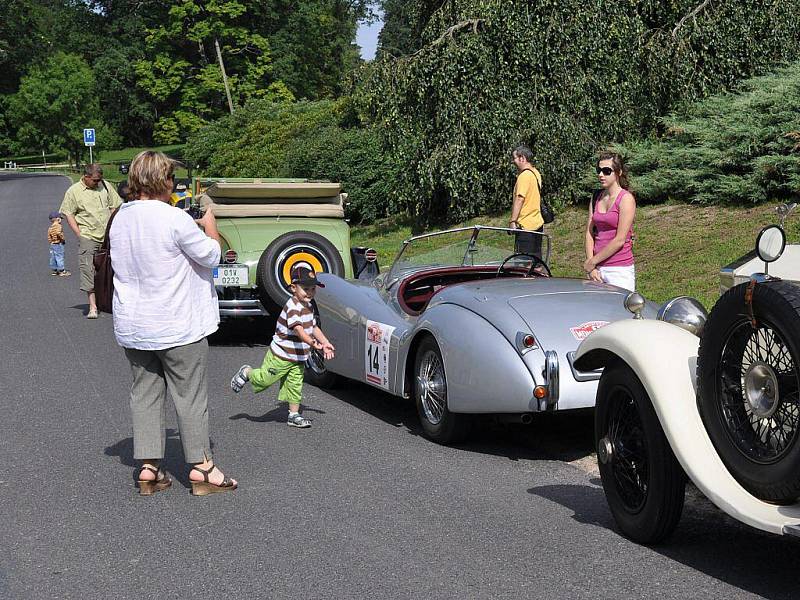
[224,249,238,264]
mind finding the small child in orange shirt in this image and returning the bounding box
[48,211,70,277]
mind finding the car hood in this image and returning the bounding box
[429,277,658,350]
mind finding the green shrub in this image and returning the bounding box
[621,63,800,204]
[360,0,800,225]
[185,98,395,222]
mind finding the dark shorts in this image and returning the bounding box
[514,226,543,258]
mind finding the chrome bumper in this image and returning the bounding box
[218,299,268,317]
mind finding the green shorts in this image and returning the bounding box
[249,350,304,405]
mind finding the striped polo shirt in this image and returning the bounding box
[271,297,316,362]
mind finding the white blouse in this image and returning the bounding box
[110,200,221,350]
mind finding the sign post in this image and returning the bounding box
[83,128,96,164]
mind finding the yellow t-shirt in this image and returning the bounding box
[514,168,544,231]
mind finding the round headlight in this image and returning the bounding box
[657,296,708,337]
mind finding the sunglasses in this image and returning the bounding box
[596,166,614,176]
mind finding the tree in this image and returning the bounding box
[9,52,117,163]
[267,0,373,98]
[376,0,446,58]
[0,1,105,94]
[362,0,800,226]
[134,0,294,143]
[620,63,800,205]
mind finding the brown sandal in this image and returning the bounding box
[190,464,237,496]
[137,465,172,496]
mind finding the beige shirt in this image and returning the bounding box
[60,180,122,242]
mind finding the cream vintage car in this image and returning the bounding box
[573,204,800,544]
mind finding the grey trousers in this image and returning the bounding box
[124,338,212,463]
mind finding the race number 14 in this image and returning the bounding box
[365,320,396,390]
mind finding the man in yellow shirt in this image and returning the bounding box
[60,164,122,318]
[509,145,544,258]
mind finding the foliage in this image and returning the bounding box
[376,0,447,58]
[361,0,800,227]
[0,0,105,94]
[93,45,158,147]
[185,97,393,222]
[8,52,118,163]
[616,63,800,205]
[284,124,395,222]
[268,0,372,99]
[2,1,372,150]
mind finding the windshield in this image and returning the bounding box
[386,226,550,284]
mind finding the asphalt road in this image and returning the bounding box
[2,172,799,599]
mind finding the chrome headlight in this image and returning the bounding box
[657,296,708,337]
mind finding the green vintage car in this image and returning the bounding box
[192,178,377,317]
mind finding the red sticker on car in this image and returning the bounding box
[570,321,609,340]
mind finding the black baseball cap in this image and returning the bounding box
[291,266,325,288]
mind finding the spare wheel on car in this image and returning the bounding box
[256,231,344,312]
[698,280,800,504]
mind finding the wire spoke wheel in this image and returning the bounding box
[698,280,800,503]
[596,362,685,544]
[605,385,649,512]
[413,336,470,444]
[417,349,447,425]
[717,320,800,463]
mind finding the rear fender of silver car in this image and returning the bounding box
[401,304,543,413]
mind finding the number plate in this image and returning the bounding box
[213,264,249,286]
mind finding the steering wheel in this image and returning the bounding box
[496,252,552,278]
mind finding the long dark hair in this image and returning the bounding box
[598,151,630,190]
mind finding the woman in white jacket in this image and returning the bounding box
[110,150,237,496]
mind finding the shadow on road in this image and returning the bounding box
[104,429,218,489]
[209,317,274,347]
[528,483,800,600]
[308,379,595,463]
[230,402,326,423]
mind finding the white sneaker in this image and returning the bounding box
[287,413,311,428]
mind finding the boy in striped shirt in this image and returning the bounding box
[230,267,335,428]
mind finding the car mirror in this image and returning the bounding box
[756,225,786,263]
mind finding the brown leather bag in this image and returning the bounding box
[93,207,119,314]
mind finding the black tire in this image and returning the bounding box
[698,280,800,503]
[304,348,340,389]
[595,361,686,544]
[413,336,471,444]
[256,231,345,312]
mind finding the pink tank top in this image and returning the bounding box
[592,189,634,267]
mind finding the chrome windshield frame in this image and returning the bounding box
[384,225,551,289]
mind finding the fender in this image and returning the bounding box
[574,319,800,536]
[402,304,538,413]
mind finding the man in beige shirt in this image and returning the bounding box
[60,164,122,318]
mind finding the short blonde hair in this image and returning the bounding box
[127,150,175,200]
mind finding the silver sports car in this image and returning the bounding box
[306,225,657,444]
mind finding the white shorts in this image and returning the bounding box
[599,264,636,292]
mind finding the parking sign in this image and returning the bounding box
[83,128,96,146]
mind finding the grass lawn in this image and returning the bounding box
[351,202,799,309]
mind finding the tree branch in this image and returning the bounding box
[407,19,483,59]
[672,0,712,37]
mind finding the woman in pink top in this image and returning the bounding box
[583,151,636,291]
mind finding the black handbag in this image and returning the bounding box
[93,207,119,314]
[540,198,555,224]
